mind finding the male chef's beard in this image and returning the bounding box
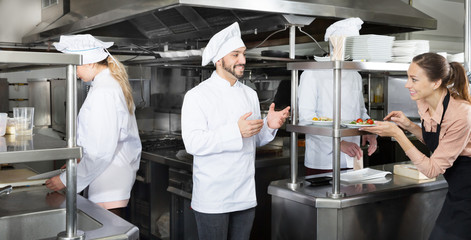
[222,59,245,79]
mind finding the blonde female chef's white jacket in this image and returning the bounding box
[59,68,141,203]
[299,70,369,169]
[182,72,277,214]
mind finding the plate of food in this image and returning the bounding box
[310,117,333,125]
[342,118,376,128]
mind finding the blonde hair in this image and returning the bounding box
[97,56,135,114]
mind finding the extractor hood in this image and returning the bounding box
[23,0,437,51]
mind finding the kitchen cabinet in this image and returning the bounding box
[268,162,446,240]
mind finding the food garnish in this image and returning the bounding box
[313,117,333,121]
[349,118,375,125]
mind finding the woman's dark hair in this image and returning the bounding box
[412,52,471,103]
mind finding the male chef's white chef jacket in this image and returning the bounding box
[182,71,277,214]
[298,70,369,169]
[59,68,141,203]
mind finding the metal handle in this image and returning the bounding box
[0,185,12,196]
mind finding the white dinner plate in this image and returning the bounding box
[27,169,66,180]
[342,123,376,128]
[310,120,333,126]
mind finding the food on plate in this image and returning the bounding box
[349,118,375,125]
[312,117,333,121]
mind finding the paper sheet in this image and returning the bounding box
[341,168,391,183]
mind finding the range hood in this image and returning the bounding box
[23,0,436,51]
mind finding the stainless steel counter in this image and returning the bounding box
[0,186,139,240]
[137,141,305,240]
[141,144,303,172]
[268,163,448,240]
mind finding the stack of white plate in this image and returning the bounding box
[157,49,202,58]
[391,40,429,63]
[447,52,464,63]
[344,35,395,62]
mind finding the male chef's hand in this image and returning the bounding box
[362,134,378,156]
[238,112,264,138]
[267,103,290,129]
[340,140,362,159]
[45,175,66,192]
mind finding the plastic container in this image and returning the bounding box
[0,113,7,136]
[13,107,34,135]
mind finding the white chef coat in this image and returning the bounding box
[298,70,369,169]
[181,71,277,214]
[59,68,141,203]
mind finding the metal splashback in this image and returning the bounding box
[23,0,436,48]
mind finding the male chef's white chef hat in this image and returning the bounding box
[201,22,246,66]
[324,17,364,41]
[53,34,114,65]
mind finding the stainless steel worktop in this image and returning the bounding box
[269,162,446,208]
[141,145,304,172]
[0,186,139,240]
[0,134,82,164]
[268,163,448,240]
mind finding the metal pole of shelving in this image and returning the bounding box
[465,0,471,75]
[288,24,300,188]
[58,64,85,240]
[368,74,372,115]
[328,61,345,198]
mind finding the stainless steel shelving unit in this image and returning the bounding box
[0,135,81,164]
[0,50,84,240]
[286,60,409,197]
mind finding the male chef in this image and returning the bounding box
[181,22,290,240]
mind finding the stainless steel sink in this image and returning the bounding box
[0,209,102,240]
[0,187,139,240]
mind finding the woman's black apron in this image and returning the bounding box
[425,92,471,240]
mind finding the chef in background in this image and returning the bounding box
[181,22,290,240]
[361,52,471,240]
[45,34,141,217]
[299,17,377,175]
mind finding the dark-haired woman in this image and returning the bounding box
[361,52,471,240]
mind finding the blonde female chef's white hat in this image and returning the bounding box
[324,17,363,41]
[201,22,245,66]
[53,34,114,65]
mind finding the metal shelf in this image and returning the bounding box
[286,124,370,137]
[287,61,410,72]
[0,50,84,239]
[0,134,82,164]
[0,50,82,164]
[0,50,82,72]
[287,60,409,197]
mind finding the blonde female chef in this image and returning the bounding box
[361,52,471,240]
[45,34,141,216]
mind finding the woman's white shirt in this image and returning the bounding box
[59,68,141,203]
